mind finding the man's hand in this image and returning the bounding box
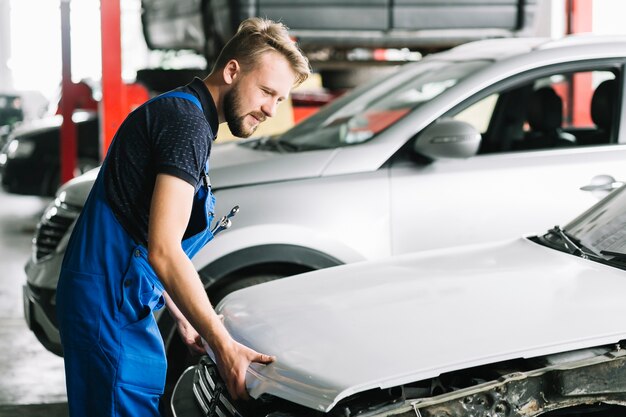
[163,292,206,355]
[213,338,275,400]
[175,318,206,355]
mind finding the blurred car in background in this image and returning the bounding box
[0,93,23,127]
[0,111,99,197]
[0,93,24,149]
[171,177,626,417]
[22,35,626,411]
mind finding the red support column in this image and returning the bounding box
[60,0,77,184]
[100,0,125,158]
[566,0,592,34]
[566,0,594,127]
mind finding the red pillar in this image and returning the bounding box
[566,0,593,127]
[100,0,125,158]
[59,0,77,184]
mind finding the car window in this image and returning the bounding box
[453,94,498,134]
[448,68,620,154]
[279,60,491,150]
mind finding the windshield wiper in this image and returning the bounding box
[252,137,301,153]
[543,226,626,269]
[600,250,626,261]
[548,225,592,260]
[273,139,301,152]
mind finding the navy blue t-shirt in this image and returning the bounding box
[104,78,219,246]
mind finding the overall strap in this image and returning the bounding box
[203,160,211,188]
[150,91,203,111]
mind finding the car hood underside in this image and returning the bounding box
[212,237,626,412]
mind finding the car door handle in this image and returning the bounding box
[580,175,624,192]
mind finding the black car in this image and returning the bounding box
[0,93,24,149]
[0,111,99,197]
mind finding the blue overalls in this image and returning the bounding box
[56,92,215,417]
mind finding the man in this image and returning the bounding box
[56,17,310,417]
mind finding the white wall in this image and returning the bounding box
[5,0,151,114]
[0,0,12,91]
[593,0,626,36]
[534,0,566,39]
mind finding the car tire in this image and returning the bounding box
[209,274,280,304]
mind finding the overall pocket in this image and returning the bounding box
[118,248,164,327]
[117,314,167,393]
[116,248,167,392]
[56,269,104,349]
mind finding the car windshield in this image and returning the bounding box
[539,185,626,263]
[276,59,490,151]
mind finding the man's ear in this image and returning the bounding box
[223,59,240,85]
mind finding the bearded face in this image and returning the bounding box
[221,52,296,138]
[223,81,266,138]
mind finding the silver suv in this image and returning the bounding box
[23,35,626,391]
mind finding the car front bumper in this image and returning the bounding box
[23,282,62,356]
[171,364,205,417]
[23,256,63,357]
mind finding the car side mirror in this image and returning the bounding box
[413,118,481,159]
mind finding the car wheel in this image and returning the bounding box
[209,274,280,304]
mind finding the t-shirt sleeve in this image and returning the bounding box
[152,112,210,187]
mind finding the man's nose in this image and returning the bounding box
[261,98,278,118]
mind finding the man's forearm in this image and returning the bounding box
[149,246,232,353]
[163,291,188,323]
[146,174,273,400]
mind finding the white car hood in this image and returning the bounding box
[214,237,626,412]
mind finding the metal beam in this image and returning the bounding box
[100,0,125,158]
[566,0,593,127]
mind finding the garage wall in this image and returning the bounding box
[0,0,12,91]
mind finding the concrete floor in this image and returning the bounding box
[0,188,68,417]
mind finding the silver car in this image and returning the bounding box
[23,34,626,392]
[171,174,626,417]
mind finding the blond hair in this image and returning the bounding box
[213,17,310,86]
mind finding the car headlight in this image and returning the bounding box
[6,139,35,159]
